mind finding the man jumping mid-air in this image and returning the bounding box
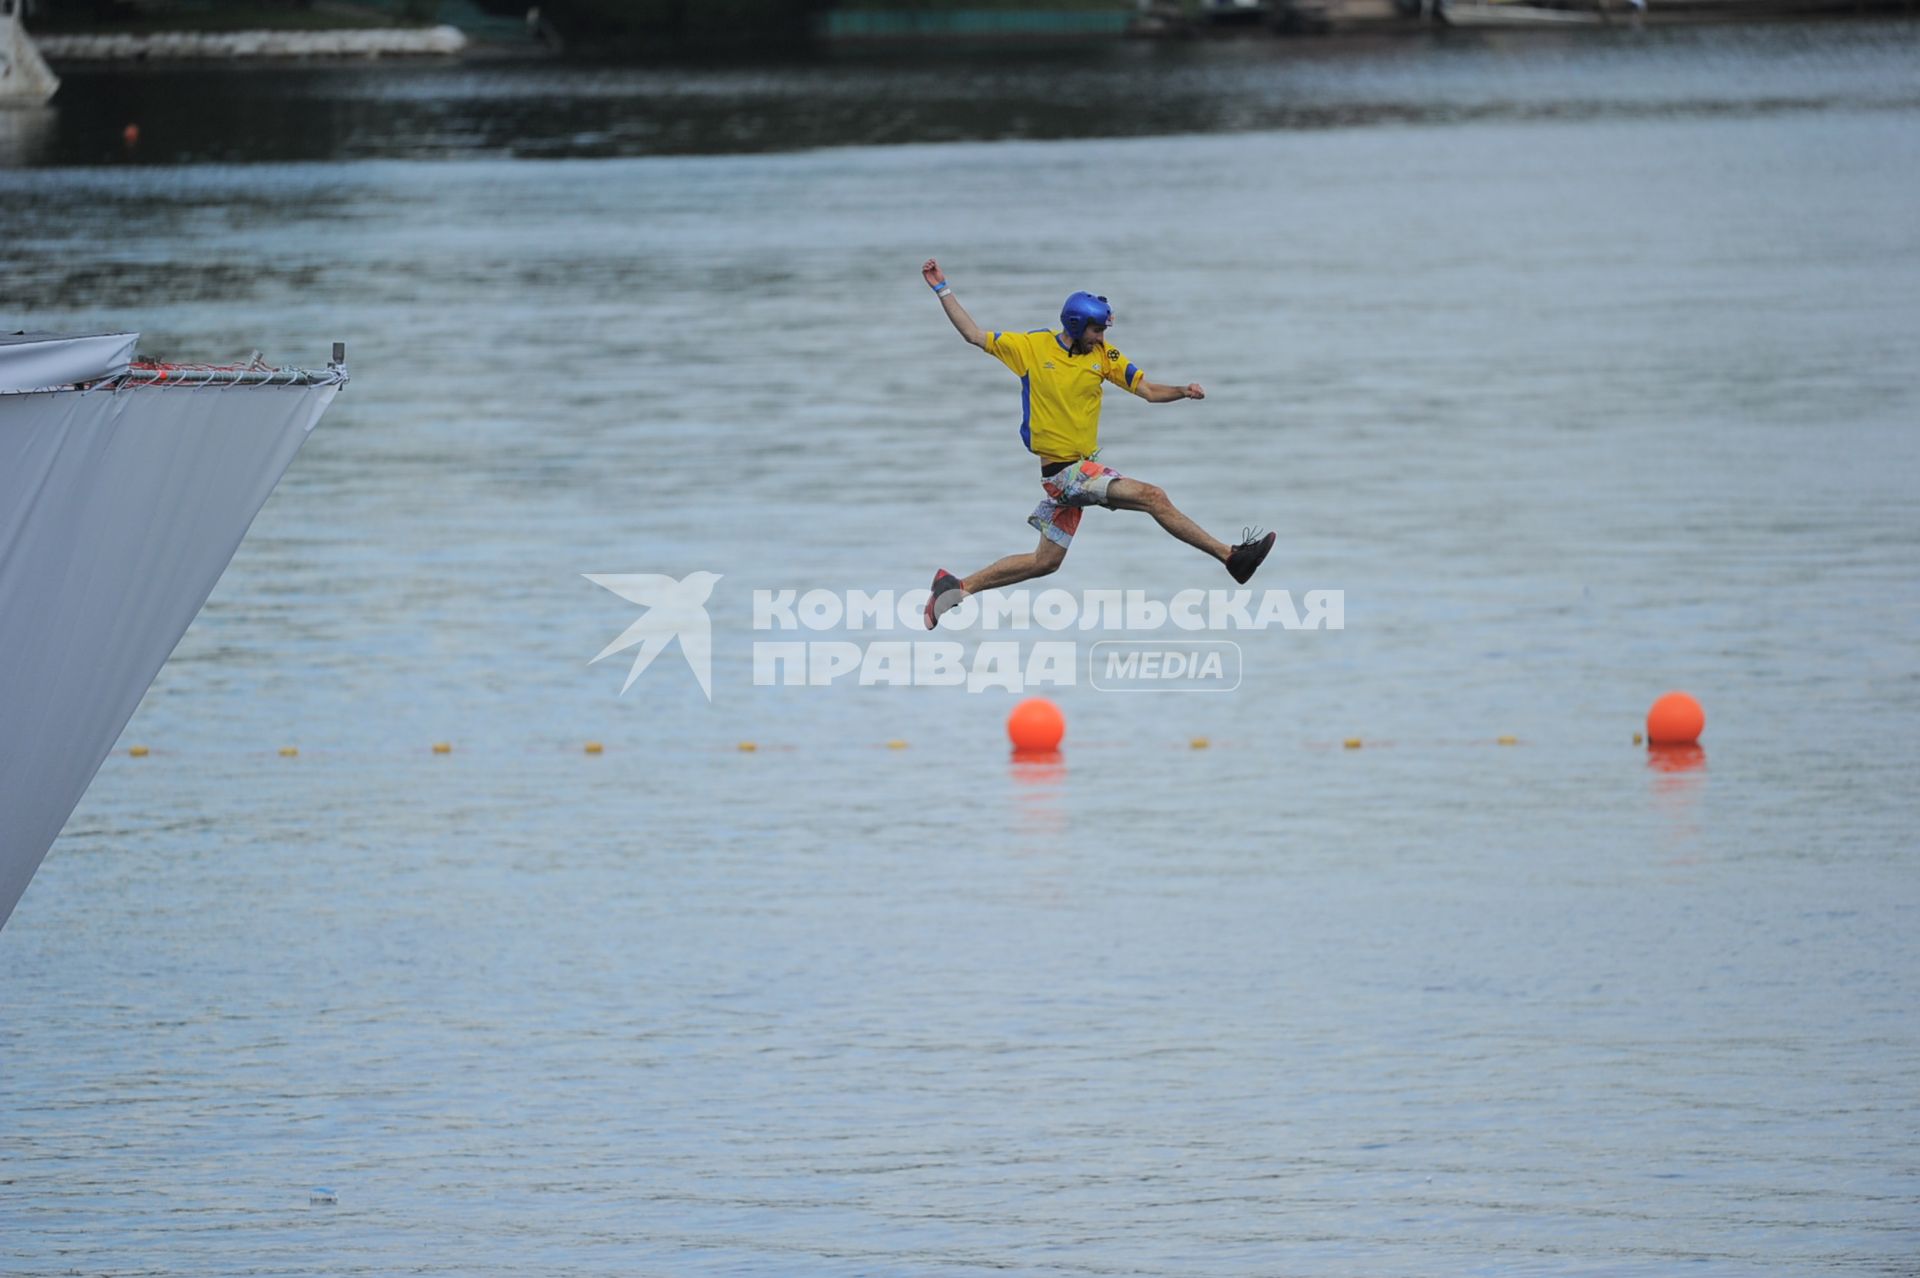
[920,258,1276,629]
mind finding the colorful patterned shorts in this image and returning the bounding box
[1028,457,1125,549]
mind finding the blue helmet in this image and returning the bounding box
[1060,291,1113,342]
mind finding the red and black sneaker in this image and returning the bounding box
[924,569,967,629]
[1225,528,1277,585]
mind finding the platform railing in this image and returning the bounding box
[92,343,351,391]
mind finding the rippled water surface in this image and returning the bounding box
[3,23,1918,1276]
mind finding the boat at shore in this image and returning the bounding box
[1440,0,1611,25]
[0,333,346,930]
[32,24,467,63]
[1,0,57,103]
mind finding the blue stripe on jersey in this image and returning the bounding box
[1019,373,1032,451]
[1124,362,1137,387]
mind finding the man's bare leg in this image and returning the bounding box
[927,535,1065,628]
[963,534,1068,594]
[1105,478,1231,563]
[927,535,1067,629]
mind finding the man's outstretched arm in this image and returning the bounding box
[923,258,986,348]
[1136,379,1206,403]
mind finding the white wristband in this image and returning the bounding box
[934,284,952,297]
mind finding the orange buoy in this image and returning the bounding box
[1007,697,1065,753]
[122,123,140,147]
[1646,691,1704,746]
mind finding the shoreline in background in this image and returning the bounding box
[21,0,1920,66]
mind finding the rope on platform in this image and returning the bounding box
[99,359,351,391]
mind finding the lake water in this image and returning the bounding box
[3,22,1919,1275]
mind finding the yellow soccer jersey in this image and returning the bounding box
[983,328,1144,464]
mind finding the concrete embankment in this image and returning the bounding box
[35,25,466,61]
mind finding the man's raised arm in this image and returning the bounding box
[1136,379,1207,403]
[923,258,986,349]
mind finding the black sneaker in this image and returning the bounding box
[1225,528,1276,585]
[924,569,967,629]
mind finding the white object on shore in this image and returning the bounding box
[1,0,59,104]
[1441,0,1606,23]
[0,334,345,930]
[34,24,467,62]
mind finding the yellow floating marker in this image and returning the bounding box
[737,741,757,753]
[886,739,909,750]
[432,742,452,754]
[1190,736,1210,750]
[1343,737,1363,750]
[584,741,604,754]
[128,745,150,758]
[279,746,299,758]
[1497,735,1518,746]
[1632,731,1644,745]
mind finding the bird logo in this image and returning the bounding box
[585,571,722,699]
